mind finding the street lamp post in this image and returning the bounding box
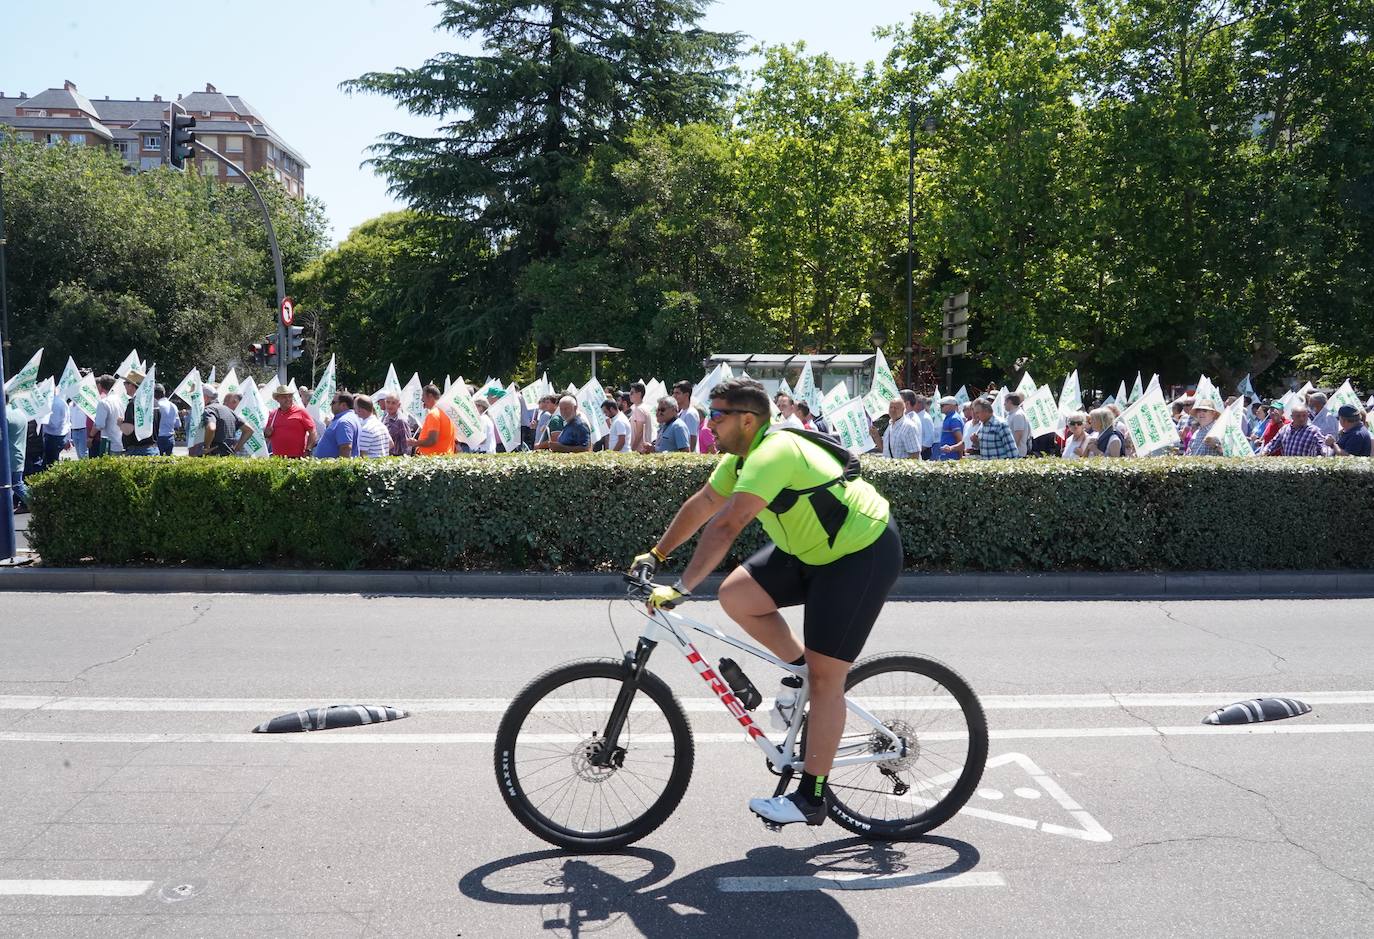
[905,103,915,389]
[562,343,624,384]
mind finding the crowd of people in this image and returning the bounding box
[7,363,1371,517]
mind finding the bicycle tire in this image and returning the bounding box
[825,653,988,840]
[495,658,694,851]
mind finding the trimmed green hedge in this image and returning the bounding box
[26,453,1374,571]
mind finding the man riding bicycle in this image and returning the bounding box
[631,377,903,827]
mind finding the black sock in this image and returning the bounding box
[797,771,826,807]
[790,656,806,666]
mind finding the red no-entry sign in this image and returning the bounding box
[280,297,294,326]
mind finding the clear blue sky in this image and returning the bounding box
[1,1,931,242]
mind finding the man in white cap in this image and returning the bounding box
[264,381,316,458]
[935,395,964,460]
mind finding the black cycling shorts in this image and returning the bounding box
[741,518,903,662]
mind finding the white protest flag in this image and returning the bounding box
[933,385,942,405]
[821,382,850,416]
[691,362,724,407]
[477,376,505,400]
[307,355,336,428]
[234,379,270,458]
[1103,394,1117,407]
[382,364,403,403]
[1015,371,1036,396]
[1366,395,1374,410]
[954,385,970,407]
[488,385,523,451]
[719,363,734,382]
[645,378,668,408]
[1328,379,1361,412]
[1146,373,1162,399]
[795,360,824,416]
[1206,396,1254,458]
[825,396,875,455]
[1296,380,1315,399]
[206,366,217,386]
[860,347,899,421]
[992,387,1008,419]
[1023,385,1060,438]
[18,378,55,425]
[1279,388,1300,413]
[259,376,281,412]
[1192,375,1224,413]
[520,378,544,408]
[57,356,82,401]
[171,368,203,429]
[578,377,609,441]
[218,367,241,398]
[4,347,42,395]
[4,392,35,424]
[1236,373,1257,400]
[777,376,793,400]
[438,380,483,443]
[1058,370,1082,416]
[114,349,139,380]
[134,365,157,440]
[105,379,128,418]
[1118,384,1180,454]
[73,370,101,422]
[1115,379,1129,404]
[565,382,579,396]
[402,373,425,426]
[443,375,453,393]
[1130,372,1144,404]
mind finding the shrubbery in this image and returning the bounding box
[26,454,1374,571]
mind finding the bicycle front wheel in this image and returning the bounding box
[494,658,694,851]
[826,653,988,840]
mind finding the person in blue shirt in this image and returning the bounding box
[653,397,691,452]
[936,396,964,460]
[548,395,592,453]
[1329,405,1372,457]
[313,392,363,458]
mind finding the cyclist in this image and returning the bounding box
[631,377,902,827]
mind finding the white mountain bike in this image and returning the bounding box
[495,572,988,851]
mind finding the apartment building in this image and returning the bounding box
[0,80,308,197]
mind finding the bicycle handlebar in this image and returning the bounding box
[623,571,655,599]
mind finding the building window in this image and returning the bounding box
[113,141,130,155]
[200,160,218,177]
[16,131,33,141]
[143,135,160,150]
[140,156,161,171]
[226,164,239,177]
[200,135,217,152]
[69,133,86,145]
[46,133,62,146]
[225,135,243,152]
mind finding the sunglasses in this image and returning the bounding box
[1068,420,1084,426]
[709,407,762,421]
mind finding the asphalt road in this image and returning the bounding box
[0,593,1371,937]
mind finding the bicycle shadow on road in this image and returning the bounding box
[459,834,985,938]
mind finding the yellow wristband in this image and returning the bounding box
[651,546,670,563]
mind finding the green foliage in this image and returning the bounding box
[28,455,1374,571]
[0,131,329,381]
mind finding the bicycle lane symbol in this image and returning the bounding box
[907,752,1113,843]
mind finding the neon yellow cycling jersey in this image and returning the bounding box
[708,427,890,565]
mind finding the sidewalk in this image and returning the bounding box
[2,565,1372,600]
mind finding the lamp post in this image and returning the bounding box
[562,343,624,384]
[905,107,937,389]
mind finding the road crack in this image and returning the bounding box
[65,598,216,688]
[1155,602,1288,677]
[1103,686,1373,898]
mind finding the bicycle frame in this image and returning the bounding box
[614,603,905,773]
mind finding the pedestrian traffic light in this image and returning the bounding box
[264,335,279,368]
[287,325,304,363]
[248,342,263,366]
[167,113,196,169]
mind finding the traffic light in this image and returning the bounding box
[248,342,264,366]
[941,291,970,358]
[287,325,304,363]
[264,335,279,368]
[167,113,196,169]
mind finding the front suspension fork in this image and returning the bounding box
[589,637,657,767]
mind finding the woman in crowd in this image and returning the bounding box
[1061,411,1094,459]
[1089,408,1125,457]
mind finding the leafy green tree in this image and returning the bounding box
[1,132,327,382]
[343,0,740,369]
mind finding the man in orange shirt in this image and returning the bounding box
[409,384,456,455]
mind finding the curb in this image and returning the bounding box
[2,567,1374,600]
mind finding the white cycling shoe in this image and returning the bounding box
[749,792,827,828]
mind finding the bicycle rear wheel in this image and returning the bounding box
[495,658,694,851]
[826,653,988,840]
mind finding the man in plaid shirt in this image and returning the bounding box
[1260,403,1329,457]
[973,398,1020,459]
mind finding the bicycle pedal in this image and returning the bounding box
[759,819,785,833]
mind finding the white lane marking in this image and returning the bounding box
[717,871,1006,893]
[1,723,1373,745]
[2,691,1372,713]
[0,880,153,897]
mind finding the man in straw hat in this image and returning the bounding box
[118,368,161,456]
[264,380,316,458]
